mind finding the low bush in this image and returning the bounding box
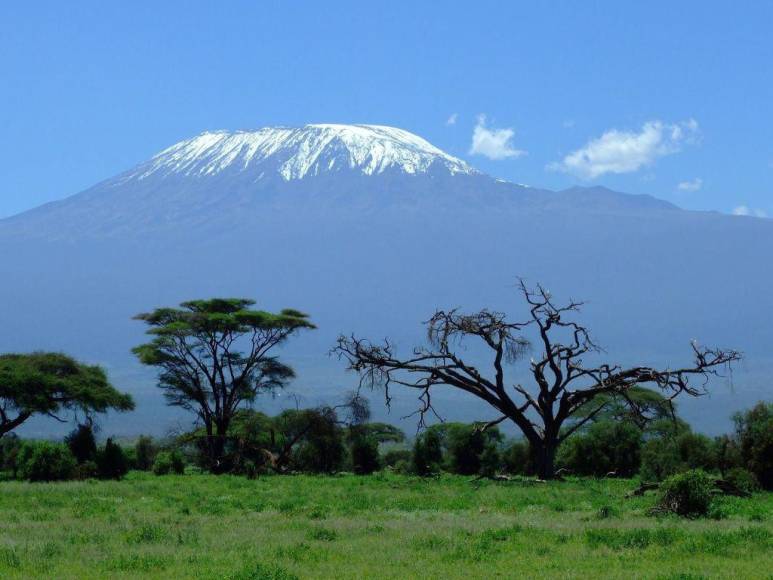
[65,424,98,464]
[502,440,531,475]
[350,435,380,475]
[73,460,99,480]
[724,467,761,494]
[97,438,129,479]
[134,435,157,471]
[17,441,77,482]
[153,450,186,475]
[733,402,773,490]
[641,431,716,481]
[655,469,714,517]
[412,429,443,476]
[557,420,641,477]
[382,448,411,468]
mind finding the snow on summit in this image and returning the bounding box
[130,124,476,181]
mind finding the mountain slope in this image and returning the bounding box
[0,124,769,437]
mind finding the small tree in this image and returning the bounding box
[557,420,641,477]
[97,438,129,479]
[0,353,134,437]
[503,440,531,475]
[134,435,157,471]
[412,429,443,476]
[335,281,740,479]
[133,299,314,473]
[17,441,77,482]
[733,402,773,490]
[350,432,381,475]
[66,423,98,464]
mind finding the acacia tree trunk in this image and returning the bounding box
[531,439,558,480]
[206,419,232,474]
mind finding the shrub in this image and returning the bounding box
[65,423,98,464]
[557,420,641,477]
[724,467,761,494]
[17,441,77,481]
[0,434,22,477]
[382,448,411,468]
[655,469,714,517]
[503,440,531,475]
[153,450,185,475]
[479,443,501,477]
[641,431,716,481]
[134,435,157,471]
[350,435,380,475]
[278,409,345,473]
[733,402,773,490]
[412,429,443,476]
[714,434,742,475]
[73,460,99,480]
[97,438,129,479]
[441,424,503,476]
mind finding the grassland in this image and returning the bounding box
[0,472,770,579]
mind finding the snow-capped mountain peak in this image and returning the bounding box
[128,124,477,182]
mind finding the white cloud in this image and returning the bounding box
[549,119,700,179]
[732,205,767,218]
[677,177,703,192]
[469,115,526,160]
[446,113,458,126]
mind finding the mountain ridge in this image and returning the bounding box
[0,123,689,241]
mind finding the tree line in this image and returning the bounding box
[0,282,769,490]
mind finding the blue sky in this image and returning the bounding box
[0,1,771,218]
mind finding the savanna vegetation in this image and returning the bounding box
[0,286,770,578]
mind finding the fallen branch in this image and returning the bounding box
[626,482,660,498]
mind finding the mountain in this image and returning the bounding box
[0,124,770,437]
[0,124,675,240]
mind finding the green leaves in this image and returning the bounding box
[0,352,134,435]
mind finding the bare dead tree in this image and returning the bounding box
[334,280,741,479]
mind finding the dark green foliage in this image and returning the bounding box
[152,450,186,475]
[97,438,129,479]
[73,460,99,480]
[0,434,22,476]
[65,423,98,464]
[445,423,503,475]
[411,429,443,476]
[134,436,157,471]
[557,420,642,477]
[349,422,405,444]
[350,433,380,475]
[16,440,76,481]
[132,298,314,472]
[574,387,672,428]
[0,352,134,436]
[640,423,717,482]
[724,467,761,494]
[714,434,743,476]
[382,448,411,468]
[479,442,502,477]
[733,402,773,490]
[503,440,532,475]
[281,409,344,473]
[656,469,715,517]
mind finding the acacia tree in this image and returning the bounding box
[133,298,314,472]
[335,281,740,479]
[0,352,134,437]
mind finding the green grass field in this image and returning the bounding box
[0,472,770,579]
